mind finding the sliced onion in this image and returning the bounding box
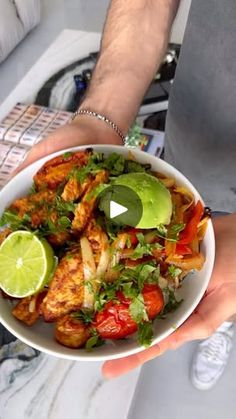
[96,233,110,277]
[28,298,36,313]
[80,237,97,310]
[105,233,128,281]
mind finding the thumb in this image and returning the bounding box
[14,135,66,175]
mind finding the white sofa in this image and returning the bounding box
[0,0,41,63]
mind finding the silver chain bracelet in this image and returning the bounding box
[72,109,126,145]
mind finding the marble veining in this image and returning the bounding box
[0,338,140,419]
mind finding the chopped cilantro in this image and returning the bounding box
[85,333,105,351]
[129,294,148,323]
[63,152,73,159]
[131,241,163,260]
[94,282,118,311]
[46,216,71,234]
[122,282,139,299]
[55,196,77,215]
[137,264,159,289]
[0,210,31,231]
[67,152,151,186]
[156,224,168,238]
[102,153,125,175]
[136,232,145,245]
[72,309,94,324]
[47,219,57,233]
[29,182,37,194]
[57,216,71,229]
[126,235,132,248]
[124,160,148,173]
[85,280,95,294]
[156,224,185,242]
[137,322,153,347]
[168,265,182,278]
[111,263,125,272]
[168,223,185,241]
[162,289,183,314]
[104,219,124,241]
[85,183,109,202]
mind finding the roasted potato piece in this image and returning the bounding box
[12,291,47,326]
[42,248,84,322]
[55,314,91,348]
[72,170,109,231]
[34,150,90,191]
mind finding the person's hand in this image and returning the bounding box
[103,213,236,378]
[16,117,122,172]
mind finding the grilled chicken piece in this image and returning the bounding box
[10,191,71,246]
[12,291,47,326]
[10,190,56,226]
[0,227,12,245]
[72,170,109,231]
[42,248,84,322]
[34,150,90,191]
[55,314,91,348]
[84,218,110,265]
[61,175,91,202]
[47,231,72,247]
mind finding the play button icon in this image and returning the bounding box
[110,201,128,218]
[98,185,143,227]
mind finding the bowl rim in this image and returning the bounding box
[0,144,215,361]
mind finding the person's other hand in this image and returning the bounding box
[16,117,122,172]
[103,213,236,378]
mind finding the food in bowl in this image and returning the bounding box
[0,148,210,351]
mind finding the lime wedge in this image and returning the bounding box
[0,231,54,298]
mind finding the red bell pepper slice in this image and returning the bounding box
[175,244,192,255]
[124,228,143,247]
[178,200,204,245]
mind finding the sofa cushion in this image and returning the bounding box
[0,0,41,63]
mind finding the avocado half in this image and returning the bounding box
[113,172,172,228]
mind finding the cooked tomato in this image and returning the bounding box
[142,284,164,319]
[94,284,164,340]
[94,300,138,339]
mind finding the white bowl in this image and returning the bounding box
[0,145,215,361]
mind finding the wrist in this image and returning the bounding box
[71,114,123,146]
[81,71,142,133]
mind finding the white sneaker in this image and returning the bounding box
[190,322,234,390]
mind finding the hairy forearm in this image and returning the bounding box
[81,0,180,134]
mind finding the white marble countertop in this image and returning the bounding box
[0,29,140,419]
[0,340,140,419]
